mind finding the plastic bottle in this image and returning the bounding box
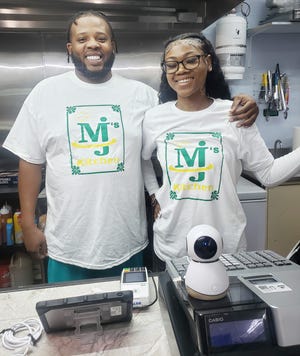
[13,211,23,244]
[0,205,11,245]
[6,218,14,246]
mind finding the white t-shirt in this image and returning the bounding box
[3,71,159,269]
[142,99,300,261]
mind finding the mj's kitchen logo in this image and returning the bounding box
[164,131,223,201]
[66,104,125,175]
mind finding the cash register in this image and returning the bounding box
[160,249,300,356]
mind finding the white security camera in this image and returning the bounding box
[185,224,229,300]
[187,224,223,262]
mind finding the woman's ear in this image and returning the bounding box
[205,54,212,72]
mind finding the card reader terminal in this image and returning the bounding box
[120,267,150,308]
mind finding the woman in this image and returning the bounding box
[142,33,300,269]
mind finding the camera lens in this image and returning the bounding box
[194,236,217,259]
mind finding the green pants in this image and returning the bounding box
[47,251,144,283]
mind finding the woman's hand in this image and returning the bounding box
[230,94,259,127]
[150,194,161,220]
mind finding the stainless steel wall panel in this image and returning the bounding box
[0,33,45,131]
[42,33,73,79]
[114,34,165,90]
[114,53,161,90]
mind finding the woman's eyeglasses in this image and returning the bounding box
[161,54,207,74]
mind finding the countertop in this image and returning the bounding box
[237,176,267,200]
[0,276,179,356]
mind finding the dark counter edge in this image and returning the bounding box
[0,271,159,294]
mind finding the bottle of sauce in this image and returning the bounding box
[0,205,10,245]
[13,211,23,244]
[6,218,14,246]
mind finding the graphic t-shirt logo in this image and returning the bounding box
[165,131,223,200]
[67,104,124,175]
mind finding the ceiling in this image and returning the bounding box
[0,0,242,34]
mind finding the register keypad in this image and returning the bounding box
[221,250,292,270]
[169,250,293,279]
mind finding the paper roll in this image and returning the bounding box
[293,127,300,150]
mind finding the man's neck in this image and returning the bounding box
[74,70,112,84]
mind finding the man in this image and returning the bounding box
[3,10,259,283]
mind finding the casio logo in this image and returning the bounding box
[208,317,224,323]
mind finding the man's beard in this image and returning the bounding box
[71,52,115,82]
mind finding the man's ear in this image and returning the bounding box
[66,42,72,56]
[112,40,117,54]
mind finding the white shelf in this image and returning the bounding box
[248,21,300,36]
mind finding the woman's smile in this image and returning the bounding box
[176,77,194,84]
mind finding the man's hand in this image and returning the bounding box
[230,94,259,127]
[22,225,48,259]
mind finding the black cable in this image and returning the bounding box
[146,273,158,307]
[135,271,158,310]
[241,1,251,18]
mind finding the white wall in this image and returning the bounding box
[204,0,300,148]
